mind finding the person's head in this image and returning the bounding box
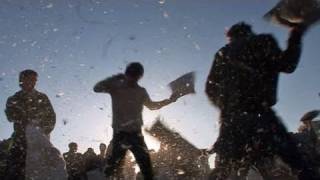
[301,118,312,128]
[19,69,38,92]
[99,143,107,152]
[68,142,78,153]
[125,62,144,82]
[87,148,95,154]
[300,110,320,128]
[226,22,253,42]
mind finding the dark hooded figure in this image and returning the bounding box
[206,22,319,180]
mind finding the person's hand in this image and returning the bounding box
[290,23,309,34]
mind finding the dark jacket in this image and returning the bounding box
[5,90,56,135]
[63,151,86,176]
[206,30,304,112]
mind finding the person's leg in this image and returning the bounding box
[104,133,127,178]
[254,158,275,180]
[276,134,320,180]
[129,132,153,180]
[209,112,250,180]
[208,154,233,180]
[69,175,83,180]
[114,157,127,179]
[234,165,251,180]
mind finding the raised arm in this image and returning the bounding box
[264,25,308,73]
[94,78,113,93]
[93,74,124,93]
[280,26,307,73]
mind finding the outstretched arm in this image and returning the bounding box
[144,91,177,110]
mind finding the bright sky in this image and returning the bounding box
[0,0,320,156]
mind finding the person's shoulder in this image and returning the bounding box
[256,33,273,37]
[216,46,228,57]
[34,90,50,99]
[254,33,277,43]
[106,73,126,88]
[7,90,22,101]
[109,73,126,81]
[13,90,24,96]
[35,90,47,96]
[137,86,148,96]
[213,47,228,64]
[76,152,83,157]
[138,85,147,92]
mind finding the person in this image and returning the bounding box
[83,148,98,172]
[85,145,107,180]
[63,142,87,180]
[297,110,319,148]
[97,143,107,166]
[93,62,178,180]
[4,69,56,180]
[293,110,320,168]
[205,22,319,180]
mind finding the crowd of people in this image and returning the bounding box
[62,142,107,180]
[1,112,319,180]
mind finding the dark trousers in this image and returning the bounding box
[104,131,153,180]
[5,132,26,180]
[67,174,88,180]
[209,109,320,180]
[209,155,276,180]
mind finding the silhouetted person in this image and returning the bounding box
[63,142,87,180]
[4,69,56,180]
[298,110,319,142]
[94,62,177,180]
[97,143,107,167]
[205,22,318,180]
[83,148,98,171]
[293,110,320,167]
[99,143,107,158]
